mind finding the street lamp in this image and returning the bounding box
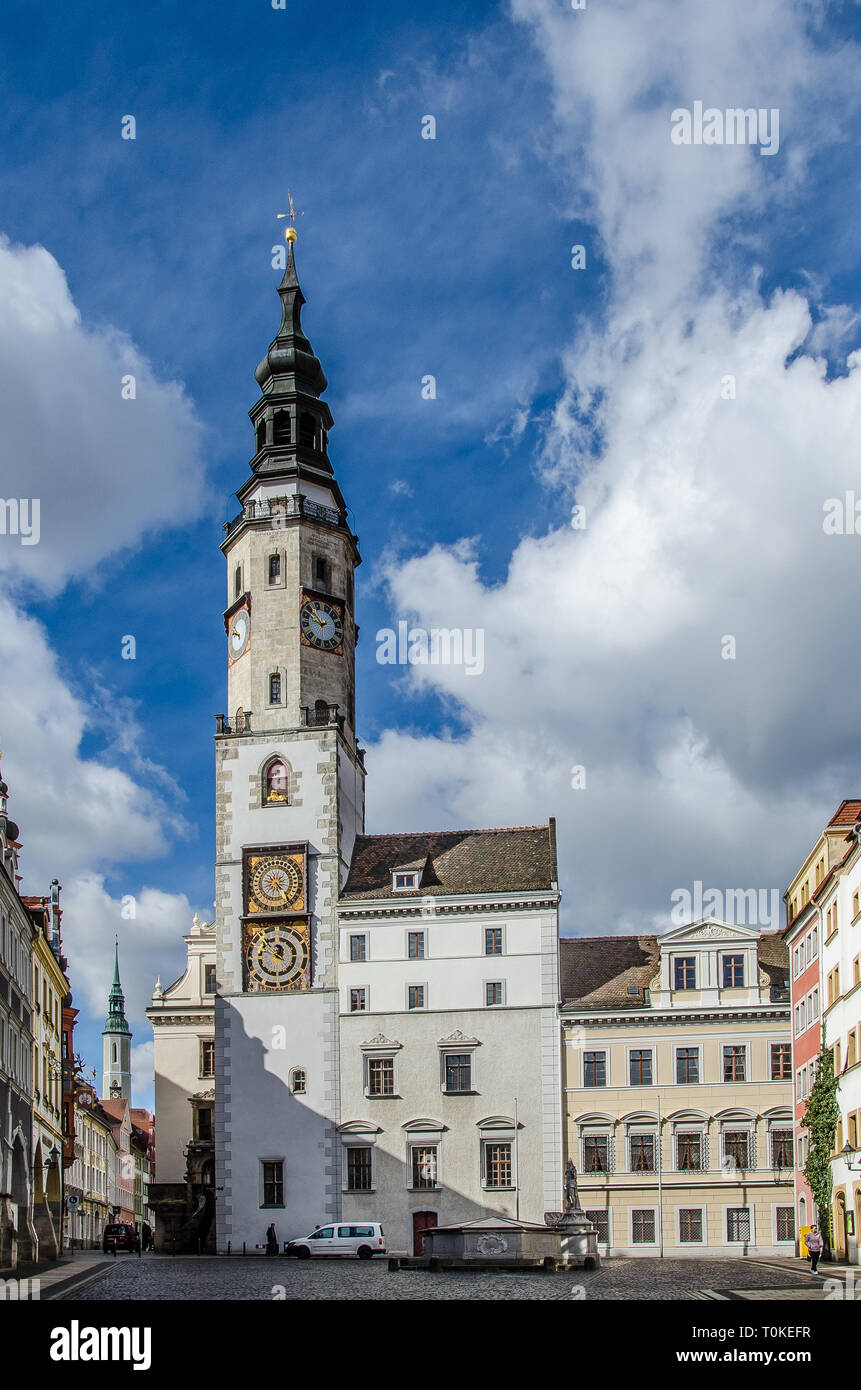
[43,1144,61,1173]
[840,1141,861,1172]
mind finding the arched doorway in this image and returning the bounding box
[834,1190,848,1261]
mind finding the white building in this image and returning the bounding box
[337,827,563,1255]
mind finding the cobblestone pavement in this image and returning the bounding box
[59,1254,829,1301]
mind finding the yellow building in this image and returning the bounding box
[561,920,794,1256]
[25,890,68,1259]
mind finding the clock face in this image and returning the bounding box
[249,855,304,910]
[300,598,344,652]
[245,923,310,992]
[228,607,250,662]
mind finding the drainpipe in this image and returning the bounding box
[514,1096,520,1221]
[657,1094,664,1258]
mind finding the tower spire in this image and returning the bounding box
[102,938,132,1101]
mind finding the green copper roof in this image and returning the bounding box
[103,941,131,1035]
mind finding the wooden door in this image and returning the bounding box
[412,1210,438,1255]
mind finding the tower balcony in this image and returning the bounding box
[302,702,344,731]
[223,493,344,539]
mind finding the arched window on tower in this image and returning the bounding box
[273,409,291,446]
[269,673,282,705]
[235,708,245,733]
[112,1043,117,1065]
[234,565,242,599]
[299,412,316,449]
[264,758,290,804]
[314,699,330,726]
[256,418,267,453]
[313,554,330,590]
[268,553,281,584]
[290,1068,307,1095]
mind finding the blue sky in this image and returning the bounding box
[1,0,860,1104]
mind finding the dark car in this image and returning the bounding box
[103,1222,141,1255]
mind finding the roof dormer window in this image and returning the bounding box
[393,872,419,891]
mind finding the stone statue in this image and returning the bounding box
[565,1159,581,1212]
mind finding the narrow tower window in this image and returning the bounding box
[314,699,330,725]
[273,409,291,445]
[256,418,267,453]
[299,411,316,448]
[313,554,330,590]
[268,553,281,584]
[269,673,282,705]
[264,759,289,804]
[234,565,242,599]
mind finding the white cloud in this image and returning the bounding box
[364,1,861,932]
[0,236,207,594]
[130,1041,155,1109]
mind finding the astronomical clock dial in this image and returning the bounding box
[228,606,251,663]
[300,596,344,653]
[244,923,310,993]
[244,849,307,915]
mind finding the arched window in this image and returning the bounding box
[268,553,281,584]
[299,411,316,448]
[235,708,245,733]
[273,409,291,445]
[313,554,330,590]
[269,673,282,705]
[234,565,242,599]
[264,759,289,804]
[256,418,267,453]
[291,1068,307,1095]
[315,699,329,725]
[112,1042,117,1065]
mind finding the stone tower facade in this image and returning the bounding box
[102,943,132,1102]
[214,245,365,1247]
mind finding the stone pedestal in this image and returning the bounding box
[551,1209,601,1269]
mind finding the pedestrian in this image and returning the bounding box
[805,1225,824,1274]
[265,1222,278,1256]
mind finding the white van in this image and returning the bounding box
[287,1222,386,1260]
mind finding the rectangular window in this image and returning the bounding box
[484,1142,512,1189]
[585,1209,609,1245]
[723,1130,750,1169]
[204,964,217,995]
[200,1040,215,1077]
[262,1160,284,1207]
[407,931,425,959]
[269,673,282,704]
[350,935,366,962]
[771,1129,793,1169]
[444,1053,472,1093]
[407,985,425,1010]
[722,953,745,988]
[629,1049,653,1086]
[676,1047,699,1084]
[676,1133,703,1171]
[583,1051,607,1087]
[367,1057,395,1096]
[583,1135,610,1173]
[349,988,366,1013]
[631,1209,656,1244]
[268,553,281,584]
[723,1045,746,1082]
[410,1146,438,1190]
[674,956,696,989]
[485,981,504,1007]
[776,1206,795,1242]
[679,1208,703,1244]
[485,927,503,955]
[727,1207,751,1242]
[346,1147,373,1192]
[770,1043,791,1080]
[394,872,418,890]
[630,1134,656,1172]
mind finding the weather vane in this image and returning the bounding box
[276,191,304,244]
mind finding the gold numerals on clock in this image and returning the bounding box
[244,922,310,993]
[300,596,344,653]
[246,853,305,914]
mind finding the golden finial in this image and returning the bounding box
[276,190,304,244]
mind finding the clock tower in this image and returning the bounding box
[213,240,365,1246]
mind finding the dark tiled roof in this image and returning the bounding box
[560,935,660,1008]
[341,824,557,900]
[561,930,790,1006]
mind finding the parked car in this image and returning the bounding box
[286,1223,386,1260]
[102,1222,141,1255]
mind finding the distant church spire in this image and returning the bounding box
[102,939,132,1101]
